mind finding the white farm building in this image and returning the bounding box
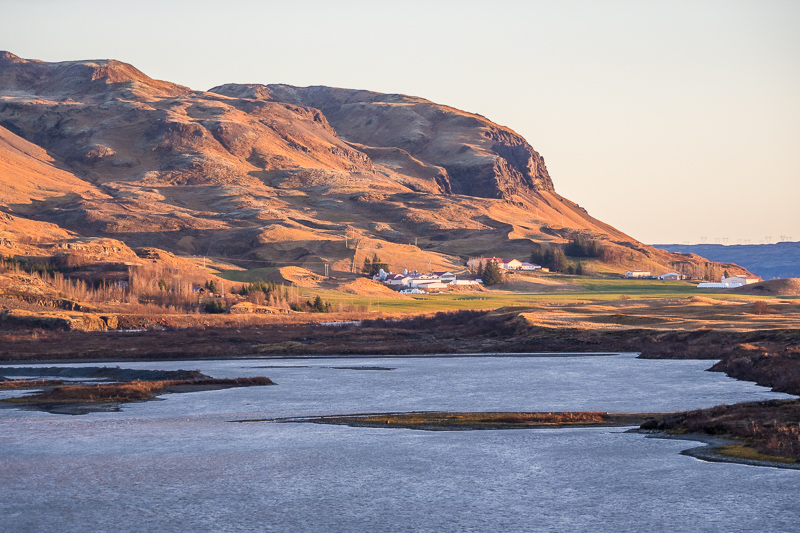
[697,275,760,289]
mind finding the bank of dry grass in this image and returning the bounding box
[643,399,800,462]
[281,411,653,430]
[2,376,275,404]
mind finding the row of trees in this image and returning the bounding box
[362,253,389,276]
[0,255,334,314]
[564,236,603,258]
[531,238,602,275]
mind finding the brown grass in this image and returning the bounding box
[4,376,275,403]
[643,399,800,461]
[295,411,651,429]
[0,379,64,389]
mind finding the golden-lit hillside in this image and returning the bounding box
[0,51,750,281]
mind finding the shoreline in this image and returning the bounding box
[0,351,636,366]
[238,411,661,431]
[642,431,800,471]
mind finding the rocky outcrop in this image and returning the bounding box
[211,83,555,200]
[0,51,189,99]
[0,309,112,331]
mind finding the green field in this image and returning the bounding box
[297,275,774,313]
[218,267,280,283]
[218,267,785,313]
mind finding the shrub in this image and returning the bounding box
[752,301,776,315]
[204,301,226,314]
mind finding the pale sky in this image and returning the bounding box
[5,0,799,244]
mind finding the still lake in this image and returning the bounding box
[1,353,798,532]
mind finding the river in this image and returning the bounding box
[1,354,798,532]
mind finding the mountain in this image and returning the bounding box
[0,51,748,278]
[654,242,800,280]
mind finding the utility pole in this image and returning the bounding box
[351,239,362,273]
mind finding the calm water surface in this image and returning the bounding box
[1,354,797,532]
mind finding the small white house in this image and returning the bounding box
[625,270,651,278]
[467,257,503,270]
[697,275,761,289]
[519,262,540,271]
[431,271,456,282]
[408,277,439,288]
[657,272,684,281]
[413,281,448,290]
[502,259,523,270]
[399,288,426,295]
[384,274,412,286]
[451,279,481,286]
[724,275,760,286]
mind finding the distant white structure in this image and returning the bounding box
[411,281,448,290]
[399,288,426,295]
[625,270,651,278]
[657,272,685,281]
[431,271,456,282]
[519,262,541,271]
[451,279,482,286]
[467,257,503,270]
[384,274,412,286]
[500,259,523,270]
[697,275,761,289]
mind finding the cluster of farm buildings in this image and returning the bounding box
[467,257,544,272]
[371,257,543,293]
[625,270,760,288]
[374,270,478,294]
[372,258,761,293]
[624,270,687,280]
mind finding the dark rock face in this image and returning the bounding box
[210,83,555,200]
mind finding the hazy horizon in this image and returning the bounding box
[5,0,798,245]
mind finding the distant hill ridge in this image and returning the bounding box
[654,242,800,279]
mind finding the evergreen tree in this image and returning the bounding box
[482,260,503,286]
[365,253,389,276]
[550,248,569,272]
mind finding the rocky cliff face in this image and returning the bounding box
[210,83,555,199]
